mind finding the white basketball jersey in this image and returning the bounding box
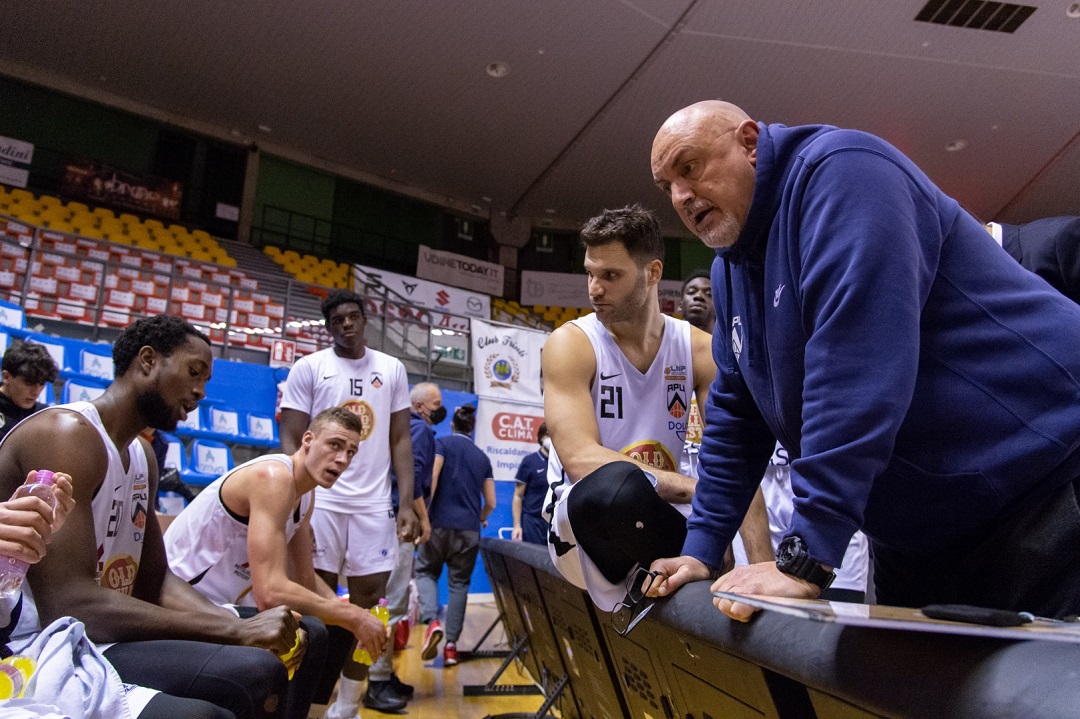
[731,444,870,592]
[279,347,410,512]
[547,312,694,502]
[11,402,149,640]
[165,454,312,607]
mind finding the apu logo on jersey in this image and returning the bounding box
[731,316,743,362]
[370,372,383,389]
[132,502,147,530]
[667,384,687,419]
[619,440,677,471]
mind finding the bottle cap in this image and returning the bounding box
[34,470,55,486]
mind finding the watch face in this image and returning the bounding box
[777,536,803,567]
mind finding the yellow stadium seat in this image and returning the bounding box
[78,226,105,240]
[92,207,116,220]
[263,245,281,257]
[144,218,164,231]
[66,201,89,215]
[118,213,141,226]
[39,195,62,208]
[9,188,34,203]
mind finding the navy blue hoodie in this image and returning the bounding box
[686,123,1080,570]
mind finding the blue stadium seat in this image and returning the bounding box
[36,381,55,407]
[61,376,109,403]
[244,411,279,448]
[207,404,242,440]
[25,333,66,375]
[181,438,234,487]
[0,299,26,330]
[74,344,114,382]
[159,431,184,472]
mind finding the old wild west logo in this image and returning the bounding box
[100,555,139,595]
[619,440,676,471]
[340,399,376,441]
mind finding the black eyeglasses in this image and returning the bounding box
[611,568,661,636]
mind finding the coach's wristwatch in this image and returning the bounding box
[775,535,835,591]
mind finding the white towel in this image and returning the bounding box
[4,617,151,719]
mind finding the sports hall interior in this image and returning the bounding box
[2,1,1080,717]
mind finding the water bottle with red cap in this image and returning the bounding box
[0,470,58,599]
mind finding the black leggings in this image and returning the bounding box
[104,639,288,719]
[139,692,237,719]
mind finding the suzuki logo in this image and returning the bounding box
[436,290,450,306]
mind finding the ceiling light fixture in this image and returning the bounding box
[258,124,272,133]
[1068,2,1080,18]
[486,62,510,78]
[945,139,968,152]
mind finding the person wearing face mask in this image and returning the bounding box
[512,422,551,545]
[360,382,443,711]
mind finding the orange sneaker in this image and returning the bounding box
[443,642,458,667]
[421,620,443,661]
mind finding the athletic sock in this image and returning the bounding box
[325,676,364,719]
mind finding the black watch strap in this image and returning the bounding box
[776,535,836,591]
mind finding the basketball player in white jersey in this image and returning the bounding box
[542,205,772,611]
[165,407,389,718]
[0,314,299,719]
[279,290,418,717]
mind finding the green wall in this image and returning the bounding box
[0,76,158,179]
[253,154,336,227]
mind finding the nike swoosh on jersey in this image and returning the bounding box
[321,374,337,380]
[599,372,621,380]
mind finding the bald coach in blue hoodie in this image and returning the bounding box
[648,101,1080,621]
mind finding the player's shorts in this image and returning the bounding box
[311,506,398,577]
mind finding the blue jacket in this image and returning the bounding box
[390,411,435,511]
[686,123,1080,570]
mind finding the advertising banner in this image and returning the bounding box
[520,269,590,309]
[658,279,684,315]
[521,270,688,316]
[61,161,183,220]
[355,264,490,321]
[473,398,546,482]
[0,135,34,189]
[416,245,503,296]
[469,318,546,405]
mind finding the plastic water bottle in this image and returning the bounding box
[278,628,305,680]
[0,652,35,695]
[352,598,390,665]
[0,656,35,699]
[0,470,57,599]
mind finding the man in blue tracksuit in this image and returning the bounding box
[648,100,1080,620]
